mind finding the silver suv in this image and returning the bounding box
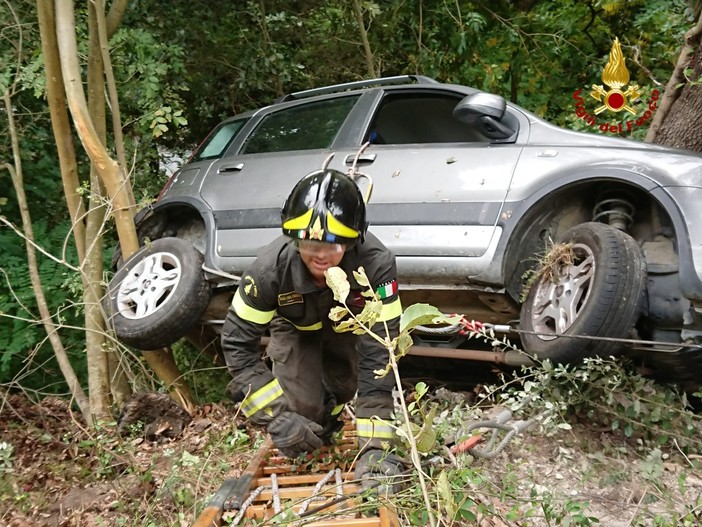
[106,75,702,390]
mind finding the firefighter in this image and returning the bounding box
[221,168,404,491]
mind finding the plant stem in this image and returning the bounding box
[388,343,436,527]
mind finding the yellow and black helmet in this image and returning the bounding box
[281,169,367,244]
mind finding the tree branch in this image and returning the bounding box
[2,92,91,423]
[95,0,131,199]
[352,0,377,78]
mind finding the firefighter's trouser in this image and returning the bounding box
[266,316,358,425]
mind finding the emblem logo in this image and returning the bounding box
[571,37,658,135]
[309,216,324,241]
[243,275,258,297]
[590,38,641,115]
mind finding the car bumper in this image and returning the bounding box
[658,186,702,301]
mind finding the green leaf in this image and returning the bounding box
[325,266,349,302]
[180,451,200,467]
[437,470,454,516]
[356,298,382,327]
[395,331,414,358]
[352,267,370,288]
[400,303,460,332]
[328,306,349,321]
[373,364,391,378]
[333,318,360,333]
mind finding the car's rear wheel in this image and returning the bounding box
[105,237,211,350]
[519,222,646,364]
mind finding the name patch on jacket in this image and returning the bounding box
[278,291,304,307]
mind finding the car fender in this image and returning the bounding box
[474,168,702,301]
[130,195,219,267]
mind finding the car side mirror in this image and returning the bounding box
[453,93,516,141]
[453,93,506,120]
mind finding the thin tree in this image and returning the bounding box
[352,0,378,78]
[645,4,702,151]
[37,0,195,417]
[2,2,90,421]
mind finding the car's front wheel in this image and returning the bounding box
[105,237,211,350]
[519,222,646,364]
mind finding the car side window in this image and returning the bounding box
[240,95,360,154]
[192,118,249,161]
[367,93,487,144]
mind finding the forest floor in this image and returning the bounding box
[1,385,701,527]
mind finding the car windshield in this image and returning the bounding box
[192,118,249,161]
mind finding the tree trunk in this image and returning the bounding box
[650,46,702,151]
[2,92,91,423]
[36,1,86,263]
[352,0,377,78]
[54,0,139,259]
[53,0,195,410]
[645,9,702,151]
[84,2,113,421]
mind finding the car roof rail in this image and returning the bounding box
[275,75,439,103]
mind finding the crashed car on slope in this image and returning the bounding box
[105,75,702,390]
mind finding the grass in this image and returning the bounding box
[2,356,701,526]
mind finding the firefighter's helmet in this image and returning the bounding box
[281,169,367,244]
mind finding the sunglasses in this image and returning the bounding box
[294,239,347,256]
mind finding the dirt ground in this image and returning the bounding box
[1,391,700,527]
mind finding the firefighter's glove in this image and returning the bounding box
[267,411,324,458]
[355,449,406,496]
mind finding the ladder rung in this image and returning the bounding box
[254,483,360,501]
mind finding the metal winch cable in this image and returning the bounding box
[414,322,464,335]
[297,468,340,515]
[451,408,535,459]
[230,486,265,526]
[271,473,280,514]
[417,316,702,351]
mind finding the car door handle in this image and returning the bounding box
[345,154,376,164]
[218,163,245,173]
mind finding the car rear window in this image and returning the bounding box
[240,95,360,154]
[192,118,249,161]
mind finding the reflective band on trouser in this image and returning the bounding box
[240,379,284,418]
[378,297,402,322]
[280,316,323,331]
[356,417,395,441]
[232,289,276,325]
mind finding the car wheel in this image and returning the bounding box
[105,237,211,350]
[519,222,646,364]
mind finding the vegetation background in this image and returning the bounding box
[1,0,697,404]
[2,1,702,526]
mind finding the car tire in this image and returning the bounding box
[519,222,646,364]
[105,237,212,350]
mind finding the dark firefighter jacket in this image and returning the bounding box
[221,232,402,449]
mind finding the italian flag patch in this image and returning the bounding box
[376,280,398,299]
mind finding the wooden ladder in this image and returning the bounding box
[225,423,399,526]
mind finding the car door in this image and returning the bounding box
[329,88,525,282]
[199,93,363,261]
